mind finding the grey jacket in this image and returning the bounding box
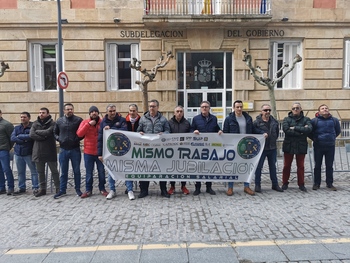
[137,111,170,134]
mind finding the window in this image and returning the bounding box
[270,41,302,89]
[106,43,140,91]
[30,43,60,91]
[344,40,350,89]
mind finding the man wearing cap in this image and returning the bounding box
[77,106,108,198]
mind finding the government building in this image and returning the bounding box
[0,0,349,136]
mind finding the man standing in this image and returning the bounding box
[191,101,222,196]
[54,103,83,198]
[309,104,341,191]
[137,99,171,198]
[124,103,141,200]
[10,112,39,195]
[98,104,127,200]
[253,104,283,193]
[0,109,15,195]
[282,102,312,192]
[223,100,258,196]
[77,106,108,198]
[30,107,60,197]
[168,105,191,195]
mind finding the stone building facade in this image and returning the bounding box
[0,0,349,133]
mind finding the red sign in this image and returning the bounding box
[57,72,69,89]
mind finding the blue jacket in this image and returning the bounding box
[98,113,127,156]
[223,111,261,134]
[11,122,34,156]
[191,113,221,133]
[310,113,341,147]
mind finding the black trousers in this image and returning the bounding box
[139,181,167,192]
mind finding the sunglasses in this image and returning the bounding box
[292,107,300,110]
[262,109,271,112]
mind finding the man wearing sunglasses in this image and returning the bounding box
[253,104,283,193]
[282,102,312,192]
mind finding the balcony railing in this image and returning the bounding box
[144,0,271,16]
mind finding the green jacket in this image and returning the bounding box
[0,117,14,151]
[282,111,312,154]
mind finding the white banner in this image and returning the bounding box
[102,130,265,183]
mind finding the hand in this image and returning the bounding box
[218,130,223,135]
[193,130,200,135]
[290,127,294,130]
[98,156,103,163]
[89,120,96,126]
[139,132,144,135]
[104,126,110,130]
[263,133,268,138]
[158,132,163,135]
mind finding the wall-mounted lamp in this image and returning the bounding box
[114,18,121,23]
[281,17,289,22]
[61,19,69,24]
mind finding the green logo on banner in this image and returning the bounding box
[107,132,131,156]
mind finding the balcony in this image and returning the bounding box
[143,0,271,27]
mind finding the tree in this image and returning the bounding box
[130,51,174,113]
[0,61,9,77]
[242,49,302,119]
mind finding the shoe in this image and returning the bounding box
[168,186,175,195]
[35,189,46,197]
[7,189,14,196]
[14,189,26,195]
[206,187,216,195]
[282,183,288,190]
[255,185,262,193]
[54,191,67,199]
[32,189,39,195]
[100,190,108,197]
[226,188,234,196]
[161,189,170,198]
[125,189,128,194]
[244,186,255,196]
[181,186,190,195]
[81,191,92,198]
[128,191,135,200]
[138,191,148,198]
[0,189,6,195]
[299,185,307,192]
[193,188,201,196]
[272,185,284,192]
[76,189,82,197]
[312,184,320,190]
[55,188,60,194]
[106,190,116,200]
[327,185,337,191]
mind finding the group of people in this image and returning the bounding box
[0,100,340,200]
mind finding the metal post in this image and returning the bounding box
[57,0,64,117]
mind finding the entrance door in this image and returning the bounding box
[177,51,233,128]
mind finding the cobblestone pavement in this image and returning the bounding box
[0,154,349,262]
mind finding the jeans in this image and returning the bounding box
[84,153,106,192]
[58,147,81,192]
[14,154,39,190]
[255,149,278,186]
[108,175,116,191]
[282,153,305,186]
[125,181,134,192]
[313,144,335,187]
[0,150,14,190]
[228,182,249,188]
[36,161,60,191]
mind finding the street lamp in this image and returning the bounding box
[57,0,64,117]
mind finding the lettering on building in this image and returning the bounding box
[226,29,285,38]
[120,30,185,38]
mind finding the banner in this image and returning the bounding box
[102,130,265,183]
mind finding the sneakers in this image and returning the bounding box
[7,189,14,196]
[254,185,262,193]
[206,187,216,195]
[106,190,116,200]
[312,184,320,190]
[282,183,289,190]
[138,191,148,198]
[100,190,108,197]
[226,187,234,196]
[128,191,135,200]
[13,189,26,195]
[54,191,67,199]
[272,185,284,192]
[0,189,6,195]
[327,184,337,191]
[35,189,46,197]
[76,189,82,197]
[168,186,175,195]
[32,189,39,195]
[81,191,92,198]
[244,186,255,196]
[299,185,307,192]
[181,186,190,195]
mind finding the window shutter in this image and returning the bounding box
[345,40,350,88]
[32,44,43,91]
[108,43,119,90]
[130,44,140,90]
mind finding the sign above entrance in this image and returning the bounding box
[226,29,285,38]
[120,30,185,38]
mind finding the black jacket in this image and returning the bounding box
[54,114,83,150]
[168,116,191,133]
[254,115,279,150]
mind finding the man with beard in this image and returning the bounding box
[98,104,127,200]
[54,103,83,198]
[30,107,60,197]
[77,106,108,198]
